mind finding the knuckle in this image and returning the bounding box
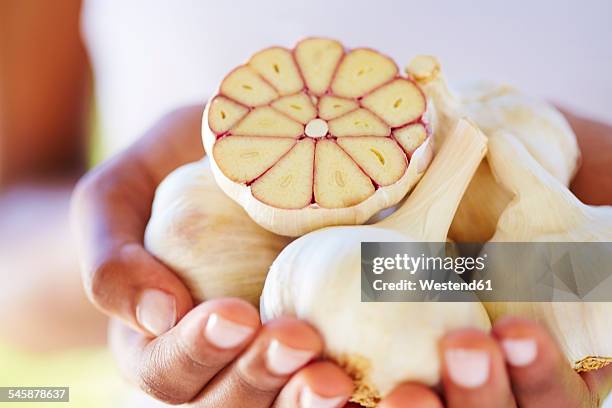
[137,373,184,405]
[136,339,190,405]
[72,166,107,208]
[234,356,281,396]
[173,335,216,372]
[85,254,126,309]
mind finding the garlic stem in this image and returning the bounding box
[378,118,488,241]
[406,56,461,146]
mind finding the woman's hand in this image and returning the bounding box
[378,317,612,407]
[561,109,612,204]
[108,304,354,407]
[70,105,355,407]
[72,105,611,407]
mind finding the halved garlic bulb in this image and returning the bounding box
[203,38,433,237]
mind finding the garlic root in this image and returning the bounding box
[261,119,490,405]
[484,131,611,371]
[144,160,291,306]
[406,56,580,243]
[203,38,433,237]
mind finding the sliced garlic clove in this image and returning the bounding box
[294,38,344,96]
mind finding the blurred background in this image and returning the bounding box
[0,0,610,406]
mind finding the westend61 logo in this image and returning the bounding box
[372,253,487,275]
[361,242,612,302]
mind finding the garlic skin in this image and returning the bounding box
[406,56,580,243]
[202,103,434,237]
[261,120,491,406]
[484,131,612,371]
[144,159,291,306]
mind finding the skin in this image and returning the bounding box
[1,0,611,405]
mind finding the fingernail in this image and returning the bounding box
[266,339,314,376]
[445,348,490,388]
[300,386,344,408]
[204,313,254,349]
[502,338,537,367]
[136,289,176,336]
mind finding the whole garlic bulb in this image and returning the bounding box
[261,120,491,406]
[406,56,581,243]
[144,159,291,305]
[483,131,611,372]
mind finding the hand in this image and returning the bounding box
[108,303,355,407]
[71,105,355,407]
[378,317,612,407]
[560,108,612,205]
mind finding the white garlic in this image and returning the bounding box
[483,131,612,372]
[406,56,580,242]
[261,120,491,406]
[144,159,291,305]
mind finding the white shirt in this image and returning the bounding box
[81,0,612,158]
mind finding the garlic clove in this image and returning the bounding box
[406,56,580,243]
[331,48,398,98]
[294,38,344,96]
[270,92,317,124]
[483,130,612,372]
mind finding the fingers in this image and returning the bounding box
[72,166,194,335]
[379,383,443,408]
[109,298,260,404]
[192,317,323,407]
[273,361,354,408]
[439,329,515,408]
[71,106,205,335]
[88,239,193,336]
[492,316,596,407]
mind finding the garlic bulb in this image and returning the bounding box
[202,38,434,237]
[261,119,491,406]
[406,56,580,242]
[144,159,291,306]
[483,131,611,372]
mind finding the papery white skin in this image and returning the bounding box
[483,131,612,370]
[261,120,491,405]
[144,159,291,306]
[406,56,580,242]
